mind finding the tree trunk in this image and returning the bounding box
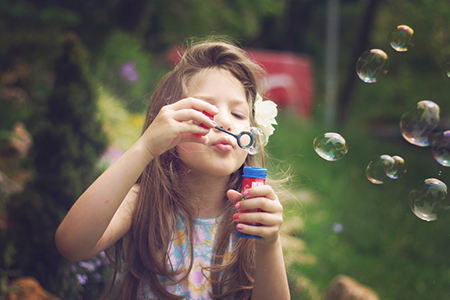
[337,0,382,126]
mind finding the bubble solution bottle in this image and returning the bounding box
[236,166,267,239]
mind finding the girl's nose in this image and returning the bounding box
[214,112,232,132]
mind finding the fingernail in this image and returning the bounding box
[212,121,216,126]
[235,202,241,210]
[233,213,239,220]
[243,190,250,196]
[237,224,244,230]
[212,105,219,112]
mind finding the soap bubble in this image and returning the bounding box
[431,130,450,167]
[409,178,450,222]
[244,127,267,155]
[384,155,407,179]
[313,132,348,161]
[366,155,395,184]
[400,100,440,147]
[389,25,414,52]
[445,61,450,79]
[356,49,389,83]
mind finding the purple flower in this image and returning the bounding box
[120,62,139,82]
[76,274,88,285]
[79,261,96,272]
[333,223,343,233]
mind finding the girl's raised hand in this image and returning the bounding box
[227,186,283,245]
[141,98,218,158]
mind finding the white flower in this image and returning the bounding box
[254,94,278,141]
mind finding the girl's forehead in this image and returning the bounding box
[189,67,238,86]
[186,68,248,100]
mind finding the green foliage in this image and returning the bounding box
[92,30,169,113]
[5,33,108,299]
[135,0,286,50]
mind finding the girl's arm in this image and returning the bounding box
[55,141,153,261]
[252,240,289,300]
[227,187,291,300]
[55,98,218,261]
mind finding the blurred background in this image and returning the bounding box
[1,0,450,299]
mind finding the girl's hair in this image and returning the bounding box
[104,38,267,300]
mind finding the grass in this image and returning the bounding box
[270,104,450,299]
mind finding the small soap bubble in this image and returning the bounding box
[389,25,414,52]
[431,130,450,167]
[445,61,450,79]
[245,127,267,155]
[384,155,407,179]
[356,49,389,83]
[409,178,450,222]
[313,132,348,161]
[400,100,440,147]
[366,155,395,184]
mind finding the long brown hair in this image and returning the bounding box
[105,39,267,300]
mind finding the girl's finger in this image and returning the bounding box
[242,185,277,201]
[227,189,242,205]
[171,97,219,117]
[236,223,279,242]
[234,211,283,227]
[171,109,216,129]
[237,197,283,214]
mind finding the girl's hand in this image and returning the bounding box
[141,98,218,158]
[227,186,283,245]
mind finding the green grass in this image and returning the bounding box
[269,106,450,299]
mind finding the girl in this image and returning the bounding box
[55,39,290,300]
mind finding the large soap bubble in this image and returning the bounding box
[409,178,450,222]
[313,132,348,161]
[400,100,440,147]
[356,49,389,83]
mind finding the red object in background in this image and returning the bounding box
[166,46,314,117]
[247,49,314,118]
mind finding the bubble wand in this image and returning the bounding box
[214,126,254,150]
[198,111,266,154]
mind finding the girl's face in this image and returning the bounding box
[177,68,250,179]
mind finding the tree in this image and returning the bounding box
[6,33,108,298]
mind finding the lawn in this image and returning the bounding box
[270,106,450,300]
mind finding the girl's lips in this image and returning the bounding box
[212,137,234,152]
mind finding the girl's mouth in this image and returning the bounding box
[212,137,233,152]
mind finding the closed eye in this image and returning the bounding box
[232,112,247,120]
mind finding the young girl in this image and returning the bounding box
[55,39,290,300]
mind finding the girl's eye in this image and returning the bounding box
[232,112,246,119]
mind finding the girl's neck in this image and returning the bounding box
[182,171,230,218]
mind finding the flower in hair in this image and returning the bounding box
[254,94,277,141]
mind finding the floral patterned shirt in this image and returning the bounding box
[138,216,234,300]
